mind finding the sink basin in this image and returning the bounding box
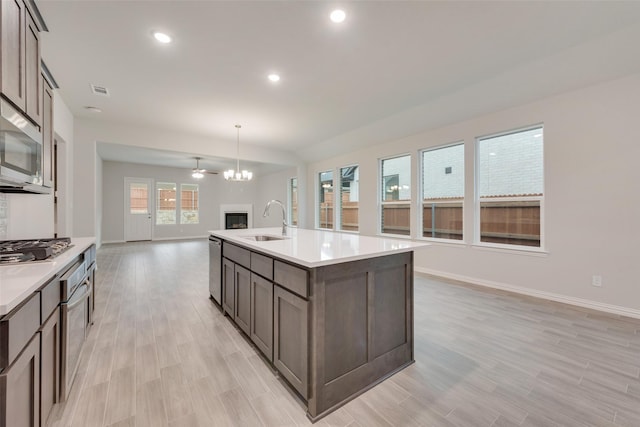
[243,235,288,241]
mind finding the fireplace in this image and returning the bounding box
[219,204,253,230]
[225,212,248,229]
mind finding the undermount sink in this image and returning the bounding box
[243,235,288,241]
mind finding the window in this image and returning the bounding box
[156,182,176,224]
[421,143,464,240]
[130,183,149,214]
[339,165,359,231]
[180,183,199,224]
[380,155,411,236]
[477,126,543,247]
[289,177,298,226]
[318,170,333,229]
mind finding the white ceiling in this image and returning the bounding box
[37,1,640,166]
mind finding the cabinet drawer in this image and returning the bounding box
[39,278,60,323]
[274,261,308,298]
[0,292,41,370]
[251,252,273,280]
[223,242,250,268]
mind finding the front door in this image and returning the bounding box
[124,177,153,241]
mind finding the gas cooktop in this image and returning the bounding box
[0,237,73,265]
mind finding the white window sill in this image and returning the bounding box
[471,243,549,257]
[378,232,414,240]
[419,237,466,247]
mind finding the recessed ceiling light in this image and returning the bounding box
[84,106,102,113]
[330,9,346,23]
[268,74,280,82]
[153,32,172,44]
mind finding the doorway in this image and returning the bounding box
[124,177,153,241]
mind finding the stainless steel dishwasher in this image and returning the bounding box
[209,236,222,305]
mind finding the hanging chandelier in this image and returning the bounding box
[224,124,253,181]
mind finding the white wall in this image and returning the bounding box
[253,167,298,229]
[73,118,302,242]
[102,161,261,242]
[306,73,640,315]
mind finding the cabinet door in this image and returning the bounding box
[234,264,251,335]
[0,334,40,427]
[42,77,54,188]
[250,273,273,361]
[273,285,308,398]
[24,7,41,126]
[222,258,235,316]
[40,307,60,427]
[0,0,26,110]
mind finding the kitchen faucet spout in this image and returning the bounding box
[263,199,288,236]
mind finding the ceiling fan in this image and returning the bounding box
[191,157,218,179]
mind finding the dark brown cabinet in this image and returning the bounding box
[0,0,27,110]
[234,264,251,335]
[0,334,40,427]
[273,284,308,399]
[0,0,42,125]
[42,76,54,188]
[250,273,273,361]
[222,258,235,316]
[39,307,60,426]
[24,7,41,126]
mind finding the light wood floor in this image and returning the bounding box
[47,239,640,427]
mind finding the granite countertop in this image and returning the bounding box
[0,237,96,316]
[208,227,429,268]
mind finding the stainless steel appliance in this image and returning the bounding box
[209,236,222,305]
[0,237,72,264]
[59,257,94,400]
[0,98,48,193]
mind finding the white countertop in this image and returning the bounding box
[0,237,96,316]
[209,228,429,268]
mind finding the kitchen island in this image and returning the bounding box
[209,227,428,421]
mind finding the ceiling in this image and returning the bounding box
[37,1,640,167]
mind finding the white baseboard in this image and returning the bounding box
[101,240,125,245]
[415,267,640,320]
[151,235,208,241]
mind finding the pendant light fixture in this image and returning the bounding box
[224,124,253,181]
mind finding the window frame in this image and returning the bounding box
[155,182,177,225]
[378,153,412,237]
[474,124,545,251]
[288,176,298,227]
[179,183,199,225]
[337,164,359,233]
[419,141,465,243]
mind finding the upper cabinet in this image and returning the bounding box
[0,0,43,126]
[25,6,42,126]
[0,0,27,111]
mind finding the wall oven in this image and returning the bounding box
[59,259,94,400]
[0,98,47,193]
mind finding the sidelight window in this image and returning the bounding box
[156,182,176,225]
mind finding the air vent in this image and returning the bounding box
[90,84,110,97]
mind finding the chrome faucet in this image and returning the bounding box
[263,199,288,236]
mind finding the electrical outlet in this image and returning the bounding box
[592,275,602,287]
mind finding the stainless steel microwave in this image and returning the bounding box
[0,97,48,193]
